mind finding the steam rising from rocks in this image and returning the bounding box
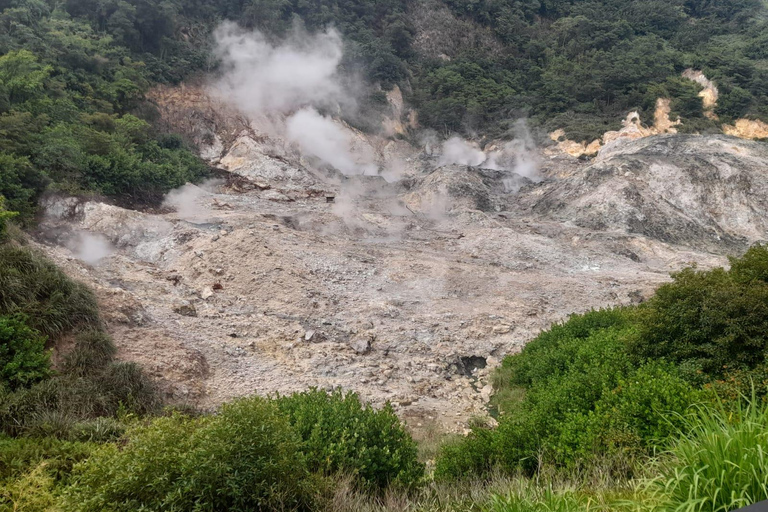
[286,108,377,176]
[211,23,375,176]
[162,180,223,222]
[438,120,542,192]
[439,137,486,167]
[72,232,114,265]
[212,22,346,115]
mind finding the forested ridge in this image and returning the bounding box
[2,0,768,223]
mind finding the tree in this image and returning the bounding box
[0,50,50,106]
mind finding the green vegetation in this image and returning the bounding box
[66,401,310,512]
[415,0,768,137]
[3,239,768,510]
[0,244,100,338]
[2,0,766,221]
[436,244,768,487]
[0,315,50,391]
[645,395,768,512]
[4,2,768,507]
[275,389,423,490]
[0,4,208,223]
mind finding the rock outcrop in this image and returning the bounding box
[522,135,768,251]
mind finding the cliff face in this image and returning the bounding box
[33,83,768,433]
[521,135,768,252]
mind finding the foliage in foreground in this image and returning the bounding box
[0,245,100,339]
[0,241,159,438]
[646,393,768,512]
[0,314,50,391]
[276,389,424,490]
[65,400,310,512]
[437,244,768,480]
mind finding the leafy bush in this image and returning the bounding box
[435,423,498,481]
[0,461,60,512]
[67,399,312,512]
[275,389,424,490]
[438,307,702,478]
[646,394,768,512]
[0,315,50,391]
[0,435,95,484]
[567,363,699,470]
[631,244,768,380]
[501,308,635,389]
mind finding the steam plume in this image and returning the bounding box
[286,108,377,176]
[162,180,223,221]
[212,23,379,176]
[437,121,542,192]
[72,232,114,265]
[212,22,346,115]
[439,137,486,166]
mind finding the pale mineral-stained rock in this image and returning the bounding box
[723,119,768,140]
[682,69,719,119]
[34,82,768,435]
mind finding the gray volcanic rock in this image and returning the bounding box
[520,135,768,251]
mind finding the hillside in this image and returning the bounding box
[4,1,768,511]
[2,0,768,225]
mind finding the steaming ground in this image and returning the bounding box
[32,19,768,429]
[34,91,768,431]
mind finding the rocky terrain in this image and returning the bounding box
[31,87,768,433]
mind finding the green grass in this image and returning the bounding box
[0,245,100,339]
[644,393,768,512]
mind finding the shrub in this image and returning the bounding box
[62,330,116,377]
[502,323,637,469]
[0,314,51,391]
[0,435,95,483]
[567,363,700,472]
[646,394,768,512]
[0,461,61,511]
[434,423,498,480]
[0,246,100,338]
[275,389,424,490]
[631,244,768,380]
[97,361,159,416]
[442,307,701,478]
[501,308,635,389]
[66,398,311,512]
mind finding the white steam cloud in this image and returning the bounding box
[212,22,345,115]
[439,137,486,167]
[72,232,114,265]
[162,179,223,222]
[211,23,377,176]
[437,121,542,192]
[286,108,377,176]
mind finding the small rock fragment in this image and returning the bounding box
[173,303,197,317]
